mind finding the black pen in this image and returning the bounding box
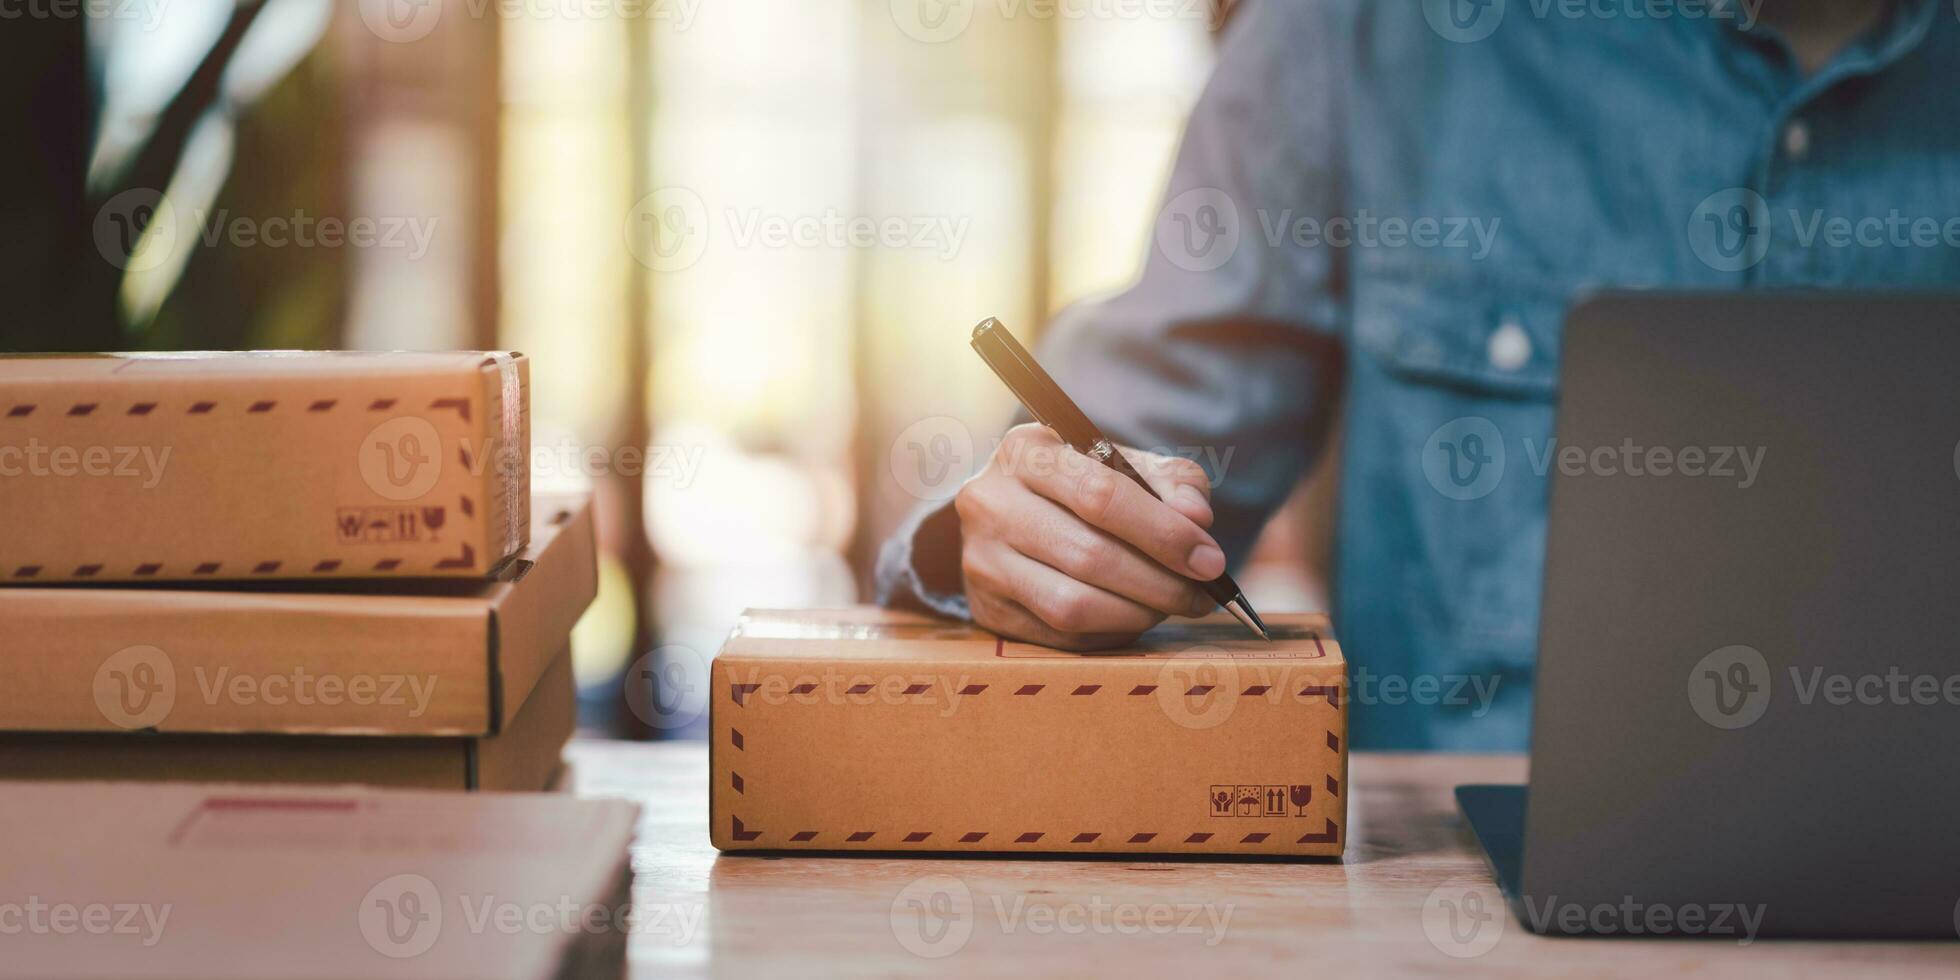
[970,317,1271,641]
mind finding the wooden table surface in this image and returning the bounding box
[565,741,1958,978]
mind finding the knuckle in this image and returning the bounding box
[1050,532,1110,579]
[960,545,1004,595]
[953,481,988,522]
[1037,588,1095,634]
[958,550,986,592]
[1074,469,1120,524]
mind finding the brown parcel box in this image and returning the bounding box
[0,781,639,980]
[0,350,529,583]
[711,608,1347,857]
[0,493,595,737]
[0,645,576,791]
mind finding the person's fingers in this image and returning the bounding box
[1119,446,1214,529]
[969,590,1138,652]
[1016,445,1226,582]
[962,538,1164,636]
[999,490,1213,618]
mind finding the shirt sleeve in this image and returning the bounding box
[878,0,1350,617]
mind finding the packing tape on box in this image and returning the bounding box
[490,351,524,559]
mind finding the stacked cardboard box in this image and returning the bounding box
[0,352,596,790]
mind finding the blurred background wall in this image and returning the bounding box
[0,0,1333,738]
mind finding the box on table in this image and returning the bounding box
[0,493,594,741]
[0,644,576,791]
[0,351,529,583]
[0,780,639,980]
[710,607,1347,857]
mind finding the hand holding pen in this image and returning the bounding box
[953,318,1269,650]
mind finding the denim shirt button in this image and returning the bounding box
[1487,317,1532,371]
[1783,119,1811,162]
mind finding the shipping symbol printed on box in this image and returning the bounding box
[710,608,1347,857]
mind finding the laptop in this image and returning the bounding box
[1458,292,1960,939]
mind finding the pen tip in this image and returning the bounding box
[1224,598,1271,642]
[972,317,1001,341]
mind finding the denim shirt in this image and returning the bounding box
[879,0,1960,748]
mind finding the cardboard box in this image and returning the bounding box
[710,607,1347,857]
[0,493,596,737]
[0,779,638,979]
[0,645,576,791]
[0,351,529,583]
